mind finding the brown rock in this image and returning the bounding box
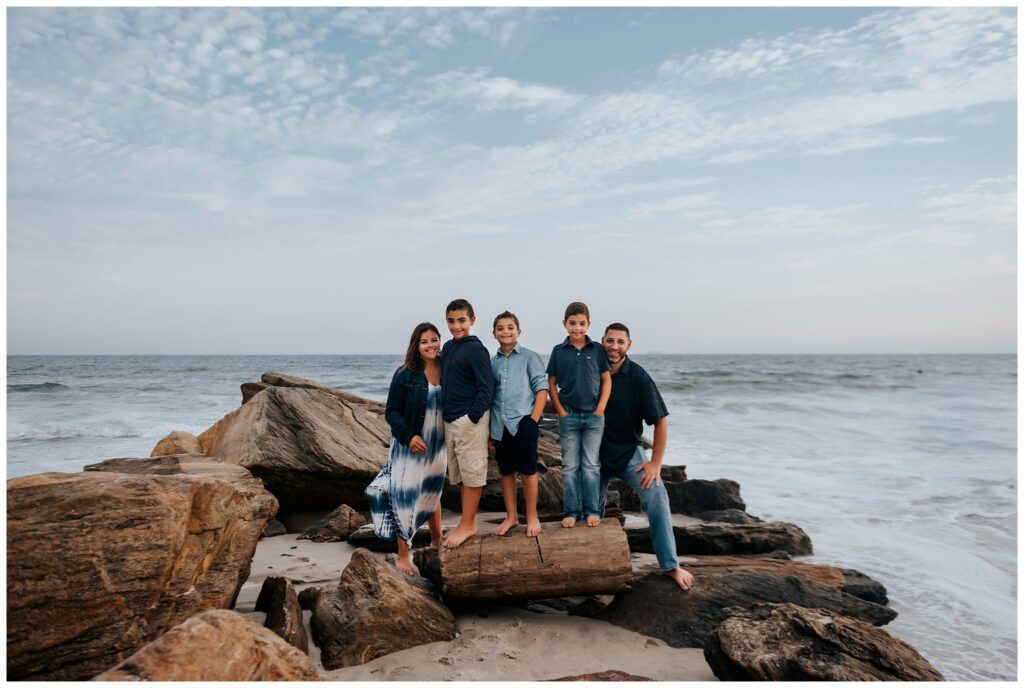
[552,670,655,681]
[8,466,276,681]
[93,609,322,681]
[298,585,333,611]
[197,384,389,512]
[615,477,745,515]
[310,548,455,668]
[625,520,812,556]
[298,504,366,542]
[241,381,271,404]
[261,517,287,538]
[704,603,943,681]
[150,430,202,457]
[348,523,433,552]
[675,555,845,588]
[255,577,309,654]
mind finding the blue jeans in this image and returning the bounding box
[599,447,678,571]
[558,410,604,519]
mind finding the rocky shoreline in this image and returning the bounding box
[6,372,944,681]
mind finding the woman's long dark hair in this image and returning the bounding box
[401,322,441,372]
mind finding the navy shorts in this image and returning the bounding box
[494,416,539,477]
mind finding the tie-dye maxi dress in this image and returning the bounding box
[366,383,447,546]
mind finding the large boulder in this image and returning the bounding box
[93,609,322,681]
[298,504,366,542]
[150,431,202,457]
[255,577,308,653]
[673,556,845,589]
[625,520,812,556]
[704,603,943,681]
[7,464,277,680]
[614,477,745,515]
[599,571,897,649]
[197,383,389,512]
[310,548,455,669]
[347,523,433,552]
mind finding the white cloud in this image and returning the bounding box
[428,69,581,113]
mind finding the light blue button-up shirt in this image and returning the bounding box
[490,343,549,440]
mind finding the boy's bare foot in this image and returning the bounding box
[666,567,694,591]
[395,556,416,576]
[526,517,542,537]
[442,524,478,548]
[561,516,577,528]
[585,514,601,527]
[494,516,519,536]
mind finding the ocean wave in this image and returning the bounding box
[8,426,142,442]
[8,382,70,392]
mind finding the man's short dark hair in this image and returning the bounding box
[493,310,520,330]
[564,301,590,321]
[446,299,475,318]
[604,322,630,339]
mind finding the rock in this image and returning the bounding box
[197,384,389,512]
[660,465,688,482]
[671,555,846,588]
[261,371,373,406]
[614,477,745,515]
[298,504,366,542]
[696,509,762,524]
[348,523,433,552]
[262,517,287,538]
[85,453,217,474]
[298,585,331,611]
[841,568,889,605]
[93,609,322,681]
[600,571,897,649]
[8,465,276,680]
[310,548,455,669]
[552,670,655,681]
[151,431,202,457]
[242,381,271,404]
[703,603,943,681]
[625,520,812,556]
[255,577,309,653]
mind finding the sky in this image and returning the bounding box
[6,6,1018,354]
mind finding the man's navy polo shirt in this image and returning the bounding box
[599,356,669,475]
[546,336,610,413]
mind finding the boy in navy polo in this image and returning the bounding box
[547,301,611,528]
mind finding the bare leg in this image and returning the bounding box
[395,539,415,576]
[494,475,519,536]
[428,504,442,549]
[522,473,541,537]
[442,485,481,548]
[666,567,694,591]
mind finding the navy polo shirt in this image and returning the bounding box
[599,356,669,475]
[546,335,610,413]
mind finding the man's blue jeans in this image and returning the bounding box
[599,447,679,571]
[558,410,604,519]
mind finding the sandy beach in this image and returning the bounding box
[235,511,716,681]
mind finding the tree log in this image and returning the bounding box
[415,519,632,601]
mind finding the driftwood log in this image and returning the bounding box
[414,518,632,601]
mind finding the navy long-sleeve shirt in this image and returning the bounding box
[440,335,494,423]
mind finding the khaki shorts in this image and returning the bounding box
[444,412,490,488]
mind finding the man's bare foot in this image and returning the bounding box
[561,516,577,528]
[395,556,416,576]
[586,514,601,527]
[442,524,478,548]
[526,517,542,537]
[666,567,694,591]
[494,516,519,536]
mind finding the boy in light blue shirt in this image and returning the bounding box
[489,311,549,538]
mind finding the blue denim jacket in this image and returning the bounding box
[490,343,549,440]
[384,366,429,446]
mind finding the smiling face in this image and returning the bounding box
[493,317,520,349]
[446,308,475,340]
[563,314,590,344]
[602,328,631,364]
[418,329,441,361]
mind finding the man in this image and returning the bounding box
[599,323,694,592]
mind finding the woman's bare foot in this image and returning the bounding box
[526,517,542,537]
[666,567,694,591]
[494,516,519,536]
[395,556,416,576]
[442,524,478,548]
[561,516,577,528]
[585,514,601,527]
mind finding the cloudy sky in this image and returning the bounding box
[7,7,1017,354]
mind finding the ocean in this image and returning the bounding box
[6,353,1017,680]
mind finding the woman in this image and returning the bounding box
[366,322,446,575]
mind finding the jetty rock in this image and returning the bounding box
[625,520,812,556]
[151,430,202,457]
[93,609,322,681]
[298,503,366,542]
[703,603,943,680]
[614,476,745,515]
[311,548,455,669]
[195,372,390,512]
[255,576,309,654]
[7,460,276,681]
